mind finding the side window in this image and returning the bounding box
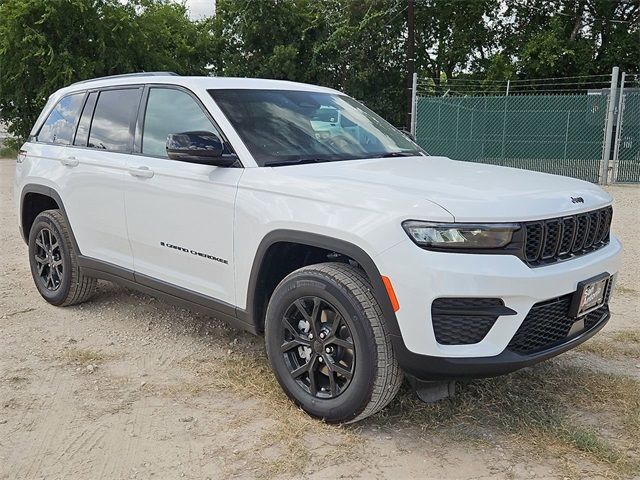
[37,93,84,145]
[73,92,98,147]
[142,88,220,158]
[88,89,140,152]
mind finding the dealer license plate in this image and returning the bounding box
[570,274,609,318]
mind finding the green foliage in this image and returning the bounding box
[0,0,212,140]
[0,0,638,138]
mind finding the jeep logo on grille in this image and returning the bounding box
[571,196,584,204]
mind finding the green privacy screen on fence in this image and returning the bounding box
[415,94,608,183]
[616,92,640,183]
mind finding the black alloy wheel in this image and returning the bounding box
[28,210,97,306]
[281,296,355,398]
[265,263,403,423]
[33,227,64,291]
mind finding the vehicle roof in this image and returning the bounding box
[57,74,341,96]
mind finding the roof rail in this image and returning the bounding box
[70,72,179,86]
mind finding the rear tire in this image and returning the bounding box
[265,262,403,423]
[28,210,97,306]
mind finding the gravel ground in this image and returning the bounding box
[1,158,639,479]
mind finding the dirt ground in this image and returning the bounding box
[1,157,639,480]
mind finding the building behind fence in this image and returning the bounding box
[412,68,640,184]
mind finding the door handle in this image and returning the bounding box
[128,166,154,179]
[60,156,79,167]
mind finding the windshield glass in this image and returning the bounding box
[208,89,424,166]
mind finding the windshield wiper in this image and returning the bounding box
[263,157,334,167]
[375,151,418,158]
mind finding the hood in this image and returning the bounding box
[265,156,612,222]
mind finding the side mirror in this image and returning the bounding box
[166,131,237,167]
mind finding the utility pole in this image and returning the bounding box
[406,0,415,131]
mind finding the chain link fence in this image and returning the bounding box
[615,91,640,183]
[413,70,640,184]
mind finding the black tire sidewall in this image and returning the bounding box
[265,272,378,423]
[28,213,73,306]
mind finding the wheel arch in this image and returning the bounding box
[245,230,402,339]
[20,184,81,254]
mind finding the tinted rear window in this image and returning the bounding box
[88,89,140,152]
[37,93,84,145]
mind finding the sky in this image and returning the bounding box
[183,0,215,19]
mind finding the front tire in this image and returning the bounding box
[28,210,97,306]
[265,262,403,423]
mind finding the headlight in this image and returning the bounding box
[402,221,521,250]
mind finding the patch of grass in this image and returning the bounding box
[612,331,640,344]
[180,351,640,478]
[181,354,361,479]
[61,347,107,365]
[375,363,640,477]
[577,330,640,359]
[614,284,638,296]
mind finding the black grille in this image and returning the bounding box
[523,206,612,266]
[432,298,504,345]
[507,281,613,355]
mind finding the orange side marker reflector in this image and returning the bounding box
[381,276,400,312]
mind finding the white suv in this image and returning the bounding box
[15,73,622,423]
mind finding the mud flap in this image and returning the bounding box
[409,377,456,403]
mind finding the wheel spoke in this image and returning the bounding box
[310,297,321,323]
[328,359,353,380]
[330,312,343,334]
[327,370,337,396]
[36,232,45,249]
[54,264,63,281]
[53,258,63,267]
[281,339,303,353]
[293,299,311,322]
[308,358,318,395]
[37,263,46,275]
[34,254,46,264]
[291,357,313,379]
[283,321,311,345]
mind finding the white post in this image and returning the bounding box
[601,66,619,184]
[506,79,510,96]
[611,71,626,183]
[410,72,418,137]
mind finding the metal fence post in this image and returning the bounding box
[410,72,418,137]
[610,71,626,183]
[601,66,619,184]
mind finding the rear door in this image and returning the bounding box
[123,85,242,306]
[29,87,140,270]
[64,87,142,269]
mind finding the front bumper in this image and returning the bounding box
[393,308,610,380]
[374,234,622,379]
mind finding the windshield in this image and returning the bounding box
[208,89,424,166]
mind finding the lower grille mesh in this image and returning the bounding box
[507,281,613,355]
[432,298,503,345]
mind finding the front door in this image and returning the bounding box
[124,86,242,306]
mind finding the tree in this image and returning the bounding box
[0,0,213,140]
[495,0,639,79]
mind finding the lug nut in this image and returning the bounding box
[325,346,332,353]
[318,356,323,363]
[319,332,326,339]
[308,333,314,340]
